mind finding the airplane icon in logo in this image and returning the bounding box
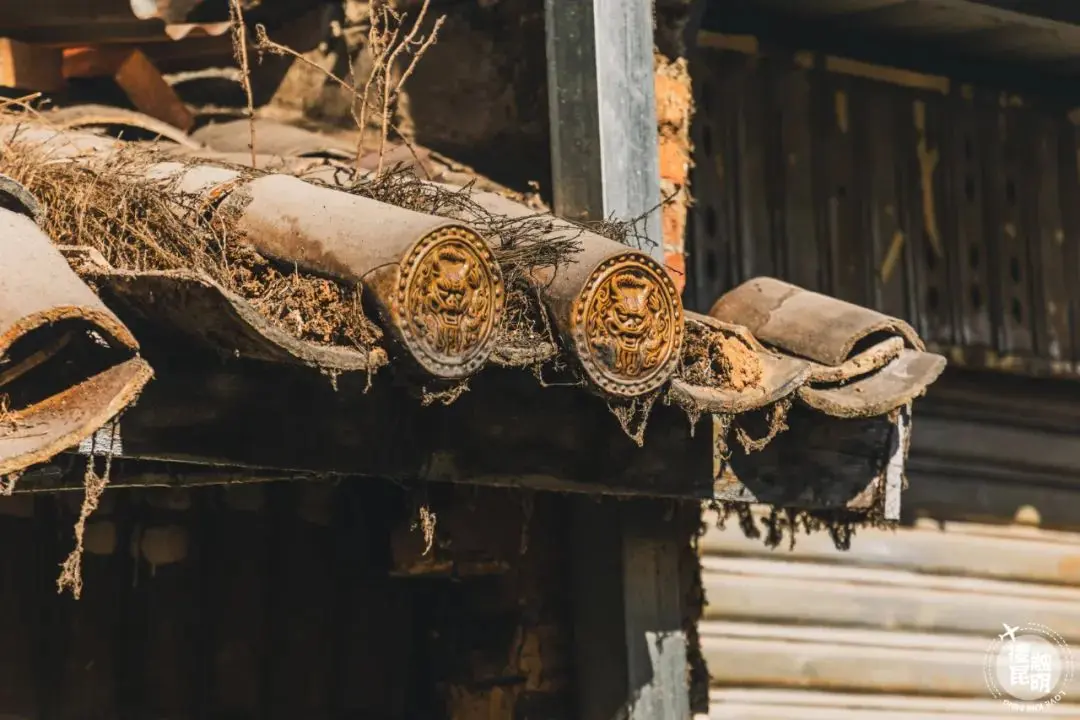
[1000,623,1020,642]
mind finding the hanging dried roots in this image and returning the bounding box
[57,450,114,599]
[707,499,897,552]
[414,503,437,556]
[0,471,20,495]
[732,398,792,454]
[608,390,661,446]
[420,380,470,406]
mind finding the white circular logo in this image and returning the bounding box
[984,623,1073,711]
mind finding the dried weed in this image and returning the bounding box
[57,437,115,599]
[707,500,893,553]
[0,137,383,352]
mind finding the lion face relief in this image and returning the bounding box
[399,228,503,376]
[410,243,492,356]
[585,266,674,381]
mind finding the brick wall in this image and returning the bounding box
[655,53,694,295]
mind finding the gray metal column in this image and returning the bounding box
[544,0,664,263]
[546,3,690,716]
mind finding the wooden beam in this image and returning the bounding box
[13,352,905,515]
[714,405,907,517]
[113,50,194,132]
[62,47,194,132]
[43,358,715,500]
[0,38,63,92]
[572,499,691,720]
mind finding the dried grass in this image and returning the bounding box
[0,135,383,352]
[308,165,584,364]
[0,471,19,496]
[253,0,443,175]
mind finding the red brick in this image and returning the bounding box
[659,135,689,184]
[664,250,687,294]
[655,72,692,128]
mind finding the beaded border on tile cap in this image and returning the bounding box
[395,225,505,378]
[571,251,684,396]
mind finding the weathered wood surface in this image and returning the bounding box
[708,688,1078,719]
[0,482,583,719]
[686,40,1080,382]
[6,346,905,508]
[571,499,691,720]
[715,405,903,512]
[700,515,1080,586]
[100,360,714,499]
[701,555,1080,640]
[700,510,1080,715]
[0,38,62,91]
[700,621,994,697]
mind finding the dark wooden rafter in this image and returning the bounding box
[13,353,907,515]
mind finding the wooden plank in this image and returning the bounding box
[0,38,62,92]
[7,358,901,511]
[265,483,336,720]
[983,94,1036,355]
[858,80,906,319]
[106,362,721,500]
[1060,118,1080,369]
[701,556,1080,640]
[912,517,1080,546]
[907,91,953,344]
[819,70,866,304]
[137,489,200,718]
[0,498,39,717]
[944,88,993,348]
[773,55,820,292]
[699,520,1080,586]
[572,499,690,720]
[1029,113,1071,363]
[904,466,1080,532]
[690,50,744,308]
[910,414,1080,482]
[915,366,1080,430]
[54,491,123,719]
[734,55,776,281]
[337,481,414,717]
[206,484,270,717]
[544,0,662,262]
[113,50,194,132]
[61,46,131,79]
[708,688,1078,719]
[823,56,950,95]
[700,622,1015,698]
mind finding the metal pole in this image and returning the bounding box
[544,0,664,264]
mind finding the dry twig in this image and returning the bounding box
[228,0,257,166]
[254,0,443,174]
